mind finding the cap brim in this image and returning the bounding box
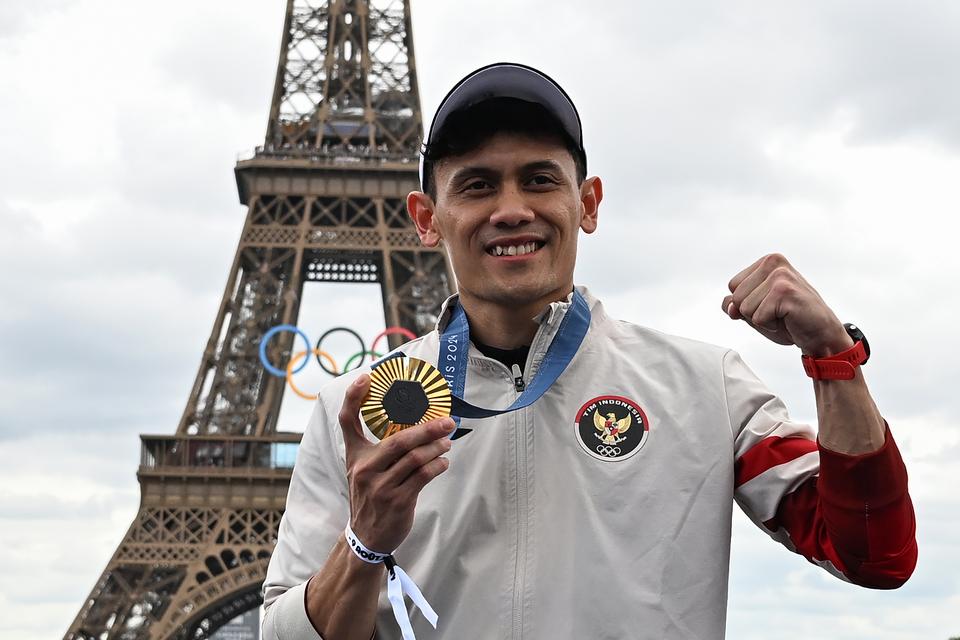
[420,63,584,190]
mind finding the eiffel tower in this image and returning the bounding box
[65,1,452,637]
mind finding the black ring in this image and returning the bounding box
[315,327,366,375]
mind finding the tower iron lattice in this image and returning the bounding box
[65,1,452,637]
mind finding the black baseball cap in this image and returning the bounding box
[419,62,587,193]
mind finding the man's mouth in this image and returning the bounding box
[486,240,545,257]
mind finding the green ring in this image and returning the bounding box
[342,350,383,374]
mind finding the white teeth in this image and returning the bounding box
[490,242,541,256]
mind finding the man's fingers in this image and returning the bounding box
[368,417,456,472]
[732,276,783,332]
[728,254,791,297]
[398,455,451,497]
[730,263,773,310]
[338,374,372,448]
[727,255,767,293]
[752,288,782,331]
[737,277,771,322]
[381,437,452,487]
[721,295,741,319]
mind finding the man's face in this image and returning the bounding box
[409,131,601,311]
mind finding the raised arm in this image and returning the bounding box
[723,253,916,588]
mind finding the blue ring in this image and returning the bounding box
[259,324,312,377]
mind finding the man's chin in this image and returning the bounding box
[474,280,563,308]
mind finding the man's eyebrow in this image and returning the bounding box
[447,165,499,187]
[446,160,567,187]
[520,159,565,174]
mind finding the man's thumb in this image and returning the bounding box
[338,373,371,446]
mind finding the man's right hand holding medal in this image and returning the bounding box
[341,373,454,552]
[303,373,454,640]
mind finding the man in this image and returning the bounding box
[262,63,917,640]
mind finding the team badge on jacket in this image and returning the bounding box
[575,395,649,461]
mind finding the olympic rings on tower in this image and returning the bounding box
[259,324,419,401]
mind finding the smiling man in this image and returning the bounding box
[413,104,599,352]
[262,63,917,640]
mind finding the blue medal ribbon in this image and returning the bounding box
[438,289,591,425]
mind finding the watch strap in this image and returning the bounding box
[801,339,869,380]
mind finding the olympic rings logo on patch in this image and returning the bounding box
[258,325,417,401]
[595,445,622,457]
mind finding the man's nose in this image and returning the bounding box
[488,186,535,227]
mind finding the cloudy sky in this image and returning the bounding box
[1,0,958,638]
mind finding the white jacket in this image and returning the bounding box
[262,286,849,639]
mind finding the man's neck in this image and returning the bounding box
[456,287,573,349]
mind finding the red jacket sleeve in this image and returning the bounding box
[763,423,917,588]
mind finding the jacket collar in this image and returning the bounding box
[433,285,602,335]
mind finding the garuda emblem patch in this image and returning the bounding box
[575,395,649,461]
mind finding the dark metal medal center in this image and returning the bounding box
[382,381,429,424]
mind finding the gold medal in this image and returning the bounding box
[361,356,452,439]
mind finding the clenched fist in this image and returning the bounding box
[722,253,854,357]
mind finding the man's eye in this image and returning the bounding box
[527,174,558,187]
[464,180,491,191]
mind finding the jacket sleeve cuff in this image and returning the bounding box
[265,580,324,640]
[816,421,909,510]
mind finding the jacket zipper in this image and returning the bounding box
[511,400,526,639]
[468,354,530,639]
[471,313,557,639]
[510,320,553,639]
[511,364,526,392]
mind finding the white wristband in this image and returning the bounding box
[345,522,390,564]
[342,523,438,640]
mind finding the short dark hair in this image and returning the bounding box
[421,97,587,200]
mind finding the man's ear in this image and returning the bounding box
[579,176,603,234]
[407,191,442,247]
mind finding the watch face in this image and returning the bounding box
[844,323,870,361]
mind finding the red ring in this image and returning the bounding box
[370,326,417,354]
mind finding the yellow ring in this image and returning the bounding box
[286,349,339,400]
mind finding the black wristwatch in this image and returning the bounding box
[843,323,870,363]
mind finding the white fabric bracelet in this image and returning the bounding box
[343,523,438,640]
[344,523,390,563]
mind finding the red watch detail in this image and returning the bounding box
[801,340,869,380]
